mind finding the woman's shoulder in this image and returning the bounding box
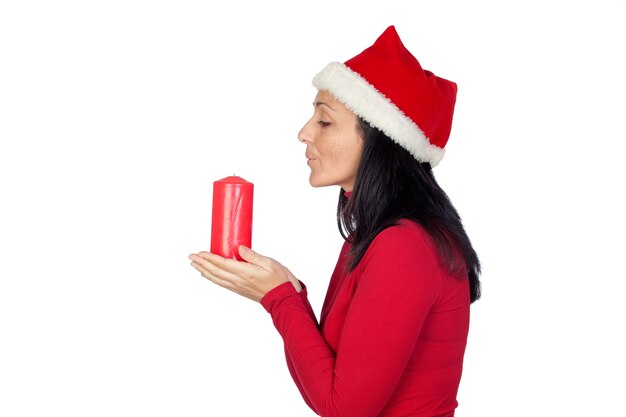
[357,219,444,292]
[365,218,438,261]
[375,218,431,243]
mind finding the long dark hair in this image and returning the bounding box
[337,118,481,303]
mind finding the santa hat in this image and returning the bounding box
[312,25,457,167]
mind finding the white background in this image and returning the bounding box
[1,1,625,416]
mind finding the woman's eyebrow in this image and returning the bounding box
[313,101,335,111]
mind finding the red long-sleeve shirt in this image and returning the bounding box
[260,218,470,417]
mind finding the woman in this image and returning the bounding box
[189,25,481,417]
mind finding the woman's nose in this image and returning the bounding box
[298,121,312,144]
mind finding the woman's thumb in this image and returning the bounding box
[239,245,272,269]
[238,245,255,262]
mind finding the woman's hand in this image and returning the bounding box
[188,245,302,303]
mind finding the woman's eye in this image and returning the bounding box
[318,121,331,127]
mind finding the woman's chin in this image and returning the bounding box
[308,178,322,188]
[309,175,330,188]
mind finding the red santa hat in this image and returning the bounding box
[312,25,457,167]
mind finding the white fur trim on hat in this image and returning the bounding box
[312,62,445,167]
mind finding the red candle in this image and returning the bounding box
[210,175,254,261]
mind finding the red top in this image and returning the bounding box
[261,219,470,417]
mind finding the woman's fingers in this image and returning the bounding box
[197,251,262,276]
[238,245,274,270]
[188,249,293,303]
[191,260,234,289]
[190,253,243,286]
[191,259,261,301]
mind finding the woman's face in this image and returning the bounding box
[298,90,363,191]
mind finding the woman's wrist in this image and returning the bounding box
[289,277,303,293]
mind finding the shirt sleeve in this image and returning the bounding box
[280,281,319,413]
[260,224,442,417]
